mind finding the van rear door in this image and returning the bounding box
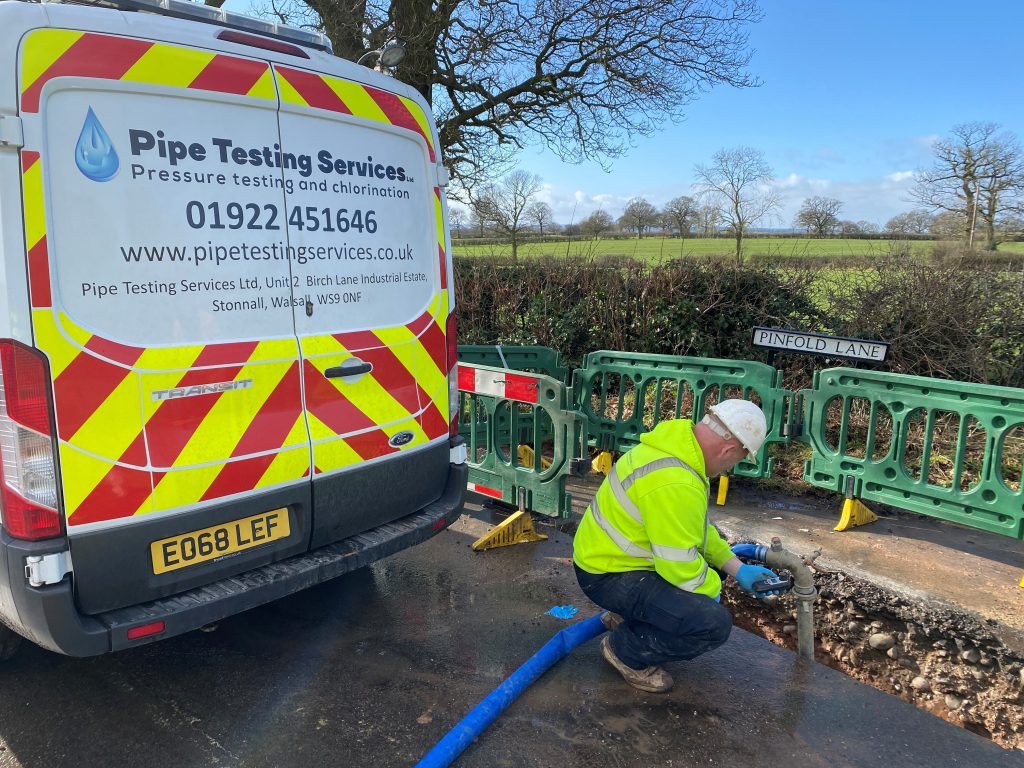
[20,30,311,613]
[272,65,452,545]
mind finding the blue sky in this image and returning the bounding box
[514,0,1024,227]
[231,0,1024,227]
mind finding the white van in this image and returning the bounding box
[0,0,465,657]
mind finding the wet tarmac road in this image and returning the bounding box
[0,509,1018,768]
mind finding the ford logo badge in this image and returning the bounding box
[388,431,415,448]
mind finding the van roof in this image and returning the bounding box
[38,0,332,52]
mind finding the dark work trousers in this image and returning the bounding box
[575,565,732,669]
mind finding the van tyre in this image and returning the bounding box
[0,624,21,661]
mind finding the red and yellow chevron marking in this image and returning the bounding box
[19,32,307,527]
[435,187,448,290]
[19,30,450,526]
[297,290,452,475]
[275,65,436,162]
[410,293,451,440]
[20,30,276,113]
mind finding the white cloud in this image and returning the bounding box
[482,160,923,230]
[769,170,918,227]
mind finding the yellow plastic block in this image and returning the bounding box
[834,498,878,532]
[716,475,730,507]
[591,451,614,476]
[471,510,548,551]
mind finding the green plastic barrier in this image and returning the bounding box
[457,345,571,386]
[457,363,588,518]
[800,368,1024,540]
[571,350,791,479]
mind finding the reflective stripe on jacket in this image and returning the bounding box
[572,419,734,599]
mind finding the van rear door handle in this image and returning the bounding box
[325,362,372,378]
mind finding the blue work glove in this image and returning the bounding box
[735,564,782,596]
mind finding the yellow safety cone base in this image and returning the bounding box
[716,475,730,507]
[592,451,614,476]
[834,498,879,532]
[472,510,548,551]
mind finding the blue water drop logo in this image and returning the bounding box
[75,107,119,182]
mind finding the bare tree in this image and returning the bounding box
[259,0,762,191]
[618,198,660,239]
[580,209,614,237]
[694,147,779,262]
[794,196,842,238]
[912,122,1024,250]
[885,209,935,236]
[474,170,543,260]
[526,201,555,236]
[469,194,491,237]
[662,195,699,237]
[856,220,879,234]
[998,214,1024,237]
[448,206,468,238]
[697,204,721,237]
[837,220,862,236]
[929,210,962,239]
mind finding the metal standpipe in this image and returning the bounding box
[732,537,818,660]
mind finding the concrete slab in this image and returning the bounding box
[1,506,1017,767]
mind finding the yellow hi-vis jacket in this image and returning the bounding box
[573,419,734,600]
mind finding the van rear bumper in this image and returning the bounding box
[0,462,467,657]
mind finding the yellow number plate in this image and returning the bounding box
[150,509,290,575]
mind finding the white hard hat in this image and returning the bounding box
[707,399,767,462]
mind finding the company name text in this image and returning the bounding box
[128,130,409,182]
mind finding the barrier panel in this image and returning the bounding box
[457,363,588,518]
[800,368,1024,540]
[457,345,571,386]
[571,350,791,480]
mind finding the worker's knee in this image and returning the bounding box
[705,602,732,647]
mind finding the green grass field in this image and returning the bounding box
[452,236,1023,261]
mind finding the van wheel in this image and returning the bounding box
[0,624,21,660]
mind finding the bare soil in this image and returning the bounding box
[724,573,1024,750]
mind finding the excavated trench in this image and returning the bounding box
[722,572,1024,750]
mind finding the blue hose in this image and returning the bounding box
[731,543,768,562]
[414,612,607,768]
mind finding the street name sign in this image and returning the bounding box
[752,327,889,362]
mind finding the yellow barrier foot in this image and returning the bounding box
[834,498,879,532]
[1019,575,1024,589]
[472,510,549,551]
[592,451,614,476]
[517,444,552,470]
[716,475,729,507]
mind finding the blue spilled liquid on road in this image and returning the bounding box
[545,605,578,620]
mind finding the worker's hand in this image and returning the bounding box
[735,564,783,596]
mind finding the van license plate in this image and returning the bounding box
[150,509,290,575]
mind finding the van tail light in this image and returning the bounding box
[0,340,63,541]
[446,312,459,438]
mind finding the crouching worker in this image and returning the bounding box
[573,400,780,693]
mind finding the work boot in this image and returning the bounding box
[600,611,624,631]
[600,635,673,693]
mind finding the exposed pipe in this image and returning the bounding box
[731,536,817,660]
[414,612,606,768]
